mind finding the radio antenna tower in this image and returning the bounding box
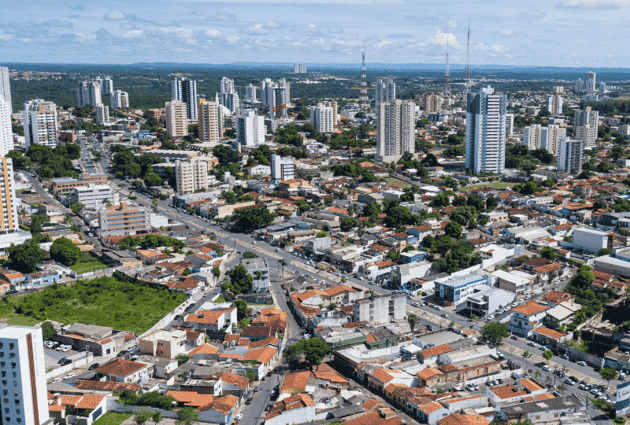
[443,34,451,98]
[465,21,471,93]
[359,50,370,109]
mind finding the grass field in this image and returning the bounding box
[93,412,133,425]
[384,177,413,189]
[462,182,516,190]
[70,260,109,274]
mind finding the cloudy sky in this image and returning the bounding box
[2,0,630,66]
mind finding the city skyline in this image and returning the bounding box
[1,0,630,66]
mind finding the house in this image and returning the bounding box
[48,394,108,424]
[95,358,153,383]
[241,346,279,377]
[138,329,189,359]
[265,394,323,425]
[437,414,490,425]
[544,301,581,329]
[486,379,547,406]
[508,301,550,337]
[531,327,568,348]
[184,308,238,334]
[541,290,572,305]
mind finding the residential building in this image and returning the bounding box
[245,84,257,103]
[573,227,614,253]
[98,202,151,237]
[500,394,585,423]
[310,102,334,133]
[547,92,563,115]
[165,100,188,138]
[0,67,12,114]
[243,258,270,292]
[95,104,109,125]
[94,75,113,95]
[219,77,240,113]
[505,113,515,137]
[110,90,129,109]
[0,95,12,156]
[575,79,585,93]
[138,329,188,359]
[508,301,550,337]
[236,110,265,146]
[557,136,582,174]
[574,106,598,149]
[268,85,288,118]
[172,78,198,121]
[68,184,115,209]
[541,125,566,156]
[585,71,596,93]
[434,273,489,306]
[375,77,396,106]
[376,99,415,163]
[198,98,223,143]
[294,64,307,73]
[175,158,209,195]
[48,172,108,195]
[271,154,295,184]
[77,81,102,106]
[523,124,544,150]
[0,325,50,425]
[466,285,516,316]
[184,308,237,333]
[261,78,273,106]
[95,358,152,384]
[23,99,58,149]
[424,92,444,113]
[465,86,507,174]
[352,293,406,325]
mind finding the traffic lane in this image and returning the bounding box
[241,373,281,425]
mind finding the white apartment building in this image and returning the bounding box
[310,102,334,133]
[219,77,240,113]
[236,110,265,147]
[465,86,507,174]
[0,325,49,425]
[110,90,129,109]
[0,158,18,235]
[375,77,396,106]
[505,113,515,137]
[558,136,582,174]
[0,97,12,156]
[23,99,58,149]
[267,86,288,118]
[585,72,597,93]
[261,78,273,106]
[424,92,444,113]
[271,154,294,184]
[523,124,544,150]
[198,99,223,143]
[541,125,566,156]
[376,99,415,163]
[294,64,307,73]
[94,75,113,95]
[547,92,563,115]
[175,158,209,195]
[172,78,198,121]
[95,104,109,125]
[165,100,188,138]
[245,84,257,103]
[574,106,599,149]
[77,81,102,107]
[352,293,406,325]
[0,67,12,114]
[573,227,614,253]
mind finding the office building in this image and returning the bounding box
[94,75,113,95]
[505,113,514,137]
[585,72,597,94]
[110,90,129,109]
[374,77,396,106]
[245,84,257,103]
[172,78,198,121]
[435,273,489,306]
[271,154,294,184]
[547,92,563,115]
[541,125,566,156]
[574,106,599,149]
[95,104,109,125]
[0,67,12,114]
[23,99,58,149]
[98,202,151,237]
[376,99,415,163]
[523,124,544,150]
[294,64,307,73]
[77,81,102,107]
[557,135,582,175]
[198,98,223,143]
[0,97,12,156]
[49,172,108,195]
[465,86,507,174]
[175,158,208,195]
[68,184,115,209]
[310,102,334,133]
[573,227,613,253]
[0,325,50,425]
[236,110,265,147]
[219,77,240,113]
[424,92,444,113]
[165,100,188,138]
[352,293,406,325]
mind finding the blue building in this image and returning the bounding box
[399,251,428,264]
[434,273,489,306]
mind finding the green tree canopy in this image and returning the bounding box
[5,240,46,274]
[223,265,253,295]
[480,322,509,345]
[233,299,248,321]
[284,338,329,366]
[444,222,463,239]
[50,237,82,266]
[232,206,276,233]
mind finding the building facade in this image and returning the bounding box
[245,84,257,103]
[23,99,58,149]
[574,107,599,149]
[68,184,115,209]
[541,125,566,156]
[294,64,307,73]
[77,81,102,107]
[557,136,582,174]
[0,158,19,238]
[424,93,444,113]
[523,125,544,150]
[175,158,209,195]
[547,92,563,115]
[165,100,188,138]
[271,154,295,184]
[110,90,129,109]
[172,78,198,121]
[95,104,109,125]
[94,76,113,95]
[573,228,614,253]
[98,202,151,237]
[375,77,396,106]
[198,99,223,143]
[0,67,12,114]
[585,72,597,93]
[219,77,240,113]
[352,293,406,325]
[434,274,489,306]
[310,102,334,133]
[236,110,265,146]
[376,99,415,163]
[0,96,12,156]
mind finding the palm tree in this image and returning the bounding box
[558,383,567,394]
[523,351,532,372]
[534,370,541,379]
[546,375,552,386]
[408,314,418,331]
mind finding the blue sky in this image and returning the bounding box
[2,0,630,66]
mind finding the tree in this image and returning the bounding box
[408,314,417,331]
[175,354,190,365]
[71,202,85,214]
[520,181,538,195]
[242,251,259,259]
[211,267,221,278]
[41,321,55,340]
[543,349,553,363]
[144,172,163,187]
[223,265,253,294]
[176,407,199,425]
[444,222,463,239]
[327,303,336,311]
[284,338,329,367]
[134,408,154,425]
[152,412,163,424]
[486,196,498,211]
[467,194,485,212]
[246,369,256,381]
[597,248,613,257]
[541,247,558,261]
[572,269,594,289]
[50,237,82,266]
[6,240,46,273]
[522,351,532,371]
[340,217,359,232]
[232,206,275,233]
[600,367,618,389]
[316,231,328,238]
[212,145,239,165]
[422,235,435,248]
[480,322,509,345]
[233,299,248,321]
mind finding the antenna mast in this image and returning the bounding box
[359,50,369,109]
[443,34,451,98]
[465,21,471,93]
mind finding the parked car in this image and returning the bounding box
[527,341,536,347]
[64,373,75,380]
[88,363,100,370]
[254,386,261,391]
[559,354,569,360]
[511,335,518,340]
[52,378,62,383]
[564,378,574,385]
[577,361,587,366]
[542,366,551,372]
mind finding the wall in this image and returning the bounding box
[564,346,604,368]
[139,291,200,339]
[105,399,179,419]
[46,352,95,380]
[463,368,523,386]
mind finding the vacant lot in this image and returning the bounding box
[92,412,133,425]
[0,275,188,334]
[462,182,516,190]
[384,177,412,189]
[70,260,109,274]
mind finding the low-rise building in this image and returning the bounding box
[67,184,115,209]
[98,202,151,237]
[573,227,614,253]
[242,258,270,293]
[508,301,550,337]
[434,274,489,306]
[466,285,515,317]
[95,358,153,383]
[138,329,188,359]
[352,293,406,325]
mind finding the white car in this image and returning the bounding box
[235,414,243,420]
[64,373,75,380]
[52,378,62,383]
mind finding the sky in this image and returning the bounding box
[2,0,630,67]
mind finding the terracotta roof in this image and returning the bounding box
[199,394,239,415]
[242,326,271,338]
[592,270,614,281]
[207,372,249,390]
[75,394,105,410]
[266,394,316,421]
[371,369,397,384]
[326,285,357,296]
[185,308,234,325]
[73,380,141,392]
[437,414,490,425]
[342,410,404,425]
[512,301,549,316]
[189,343,219,356]
[418,401,446,414]
[534,264,562,274]
[167,390,215,408]
[490,384,528,400]
[249,336,281,349]
[242,346,278,364]
[95,358,148,377]
[280,371,310,394]
[542,290,570,304]
[342,321,365,328]
[520,378,543,392]
[417,367,444,380]
[532,327,567,341]
[419,344,452,358]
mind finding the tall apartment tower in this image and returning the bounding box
[279,78,290,105]
[585,72,597,94]
[374,78,396,107]
[376,99,415,163]
[424,93,444,113]
[558,136,583,174]
[331,99,339,126]
[261,78,273,106]
[575,79,585,94]
[245,84,257,103]
[218,77,240,113]
[175,158,208,195]
[23,99,58,149]
[505,113,515,137]
[0,97,12,156]
[110,90,129,109]
[165,100,188,138]
[0,158,19,237]
[95,104,110,125]
[294,64,307,73]
[574,106,599,149]
[268,86,288,118]
[94,76,113,95]
[236,110,265,147]
[523,124,544,150]
[0,325,49,425]
[548,92,563,115]
[541,125,566,156]
[198,98,223,143]
[172,78,198,121]
[0,67,12,114]
[271,154,295,184]
[465,86,507,174]
[310,102,334,133]
[77,81,102,107]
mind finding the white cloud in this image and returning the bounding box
[519,11,546,19]
[431,30,458,48]
[206,13,236,22]
[493,29,528,38]
[492,45,506,52]
[205,29,223,38]
[556,0,629,8]
[247,21,281,35]
[122,30,143,39]
[104,10,126,21]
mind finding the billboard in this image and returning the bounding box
[616,381,630,417]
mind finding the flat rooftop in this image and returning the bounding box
[415,330,464,348]
[0,325,38,339]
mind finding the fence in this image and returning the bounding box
[564,346,605,368]
[463,368,524,386]
[46,352,95,380]
[139,292,201,339]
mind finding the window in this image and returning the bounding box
[8,344,13,350]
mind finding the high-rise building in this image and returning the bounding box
[376,99,415,163]
[465,86,507,174]
[94,76,114,95]
[172,78,198,121]
[271,154,295,184]
[558,136,583,174]
[198,98,223,143]
[310,102,334,133]
[424,93,444,113]
[98,202,151,237]
[547,92,563,115]
[331,99,339,126]
[175,158,208,194]
[374,78,396,106]
[0,97,12,156]
[95,104,109,125]
[218,77,240,113]
[0,67,12,114]
[294,64,307,73]
[279,78,290,105]
[77,81,102,107]
[575,79,585,94]
[23,99,58,149]
[574,106,599,149]
[585,72,597,94]
[505,113,515,137]
[165,100,188,138]
[0,325,50,425]
[553,86,564,94]
[261,78,273,106]
[523,124,544,150]
[236,110,265,147]
[268,86,288,118]
[541,125,566,156]
[245,84,257,103]
[0,157,19,236]
[110,90,129,109]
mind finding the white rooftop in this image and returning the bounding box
[0,325,38,339]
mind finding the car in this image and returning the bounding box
[577,361,587,366]
[538,346,546,351]
[245,398,253,405]
[569,376,578,383]
[579,380,588,386]
[418,302,425,306]
[434,306,442,311]
[542,366,551,372]
[527,341,536,347]
[559,354,570,360]
[254,386,261,391]
[564,378,574,385]
[590,388,601,396]
[488,315,495,320]
[203,293,208,297]
[266,405,272,411]
[441,313,448,318]
[52,378,62,383]
[88,363,100,370]
[62,346,71,352]
[64,373,75,380]
[58,358,71,366]
[235,414,243,420]
[511,335,518,340]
